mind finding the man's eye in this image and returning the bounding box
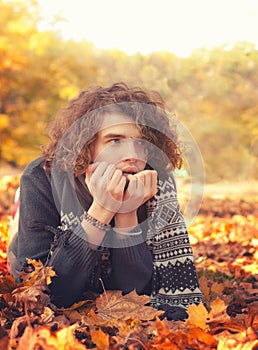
[109,139,121,144]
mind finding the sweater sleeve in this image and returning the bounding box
[7,159,103,307]
[109,234,153,295]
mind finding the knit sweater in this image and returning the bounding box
[8,157,202,311]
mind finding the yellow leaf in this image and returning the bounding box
[209,298,227,318]
[186,302,209,331]
[208,297,230,323]
[0,114,9,129]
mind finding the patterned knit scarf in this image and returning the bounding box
[145,174,202,309]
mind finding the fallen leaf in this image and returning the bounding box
[199,275,210,301]
[96,290,162,321]
[211,282,224,295]
[91,328,109,350]
[187,326,218,347]
[17,325,85,350]
[0,274,17,294]
[209,297,229,321]
[19,259,56,287]
[210,319,246,335]
[217,327,258,350]
[11,283,50,314]
[9,314,38,339]
[186,302,209,331]
[39,306,55,324]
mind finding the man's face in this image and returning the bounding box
[91,113,147,176]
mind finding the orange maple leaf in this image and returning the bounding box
[185,302,209,331]
[209,297,229,322]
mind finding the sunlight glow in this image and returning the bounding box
[38,0,258,56]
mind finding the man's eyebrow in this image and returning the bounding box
[103,133,126,139]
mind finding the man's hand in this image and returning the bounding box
[85,161,126,214]
[117,170,158,214]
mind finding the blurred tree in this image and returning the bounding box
[0,0,100,166]
[0,1,257,181]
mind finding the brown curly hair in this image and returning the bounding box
[41,82,182,176]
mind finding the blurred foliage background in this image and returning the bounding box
[0,0,257,182]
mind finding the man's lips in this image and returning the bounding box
[122,167,138,175]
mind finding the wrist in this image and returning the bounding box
[88,201,115,224]
[114,210,138,229]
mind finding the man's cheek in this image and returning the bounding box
[94,147,124,164]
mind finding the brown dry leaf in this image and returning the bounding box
[9,314,38,339]
[244,304,258,329]
[83,308,138,339]
[186,302,209,331]
[199,275,210,301]
[209,297,229,321]
[10,259,56,314]
[17,324,85,350]
[96,290,162,321]
[211,281,224,295]
[83,308,123,329]
[58,299,95,323]
[11,283,50,314]
[210,319,246,335]
[91,328,109,350]
[39,306,55,324]
[0,274,17,294]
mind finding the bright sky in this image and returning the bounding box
[38,0,258,57]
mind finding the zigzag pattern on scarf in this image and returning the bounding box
[146,174,203,309]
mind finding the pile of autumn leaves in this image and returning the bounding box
[0,176,257,349]
[0,261,256,350]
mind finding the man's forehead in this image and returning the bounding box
[97,113,141,136]
[100,112,135,128]
[98,123,142,138]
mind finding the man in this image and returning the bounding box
[8,82,202,320]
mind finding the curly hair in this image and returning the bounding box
[41,82,182,176]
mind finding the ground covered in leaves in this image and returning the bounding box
[0,175,257,349]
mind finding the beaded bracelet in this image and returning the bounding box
[82,212,111,232]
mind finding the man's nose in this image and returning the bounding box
[123,140,139,159]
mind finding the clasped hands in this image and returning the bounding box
[85,161,157,215]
